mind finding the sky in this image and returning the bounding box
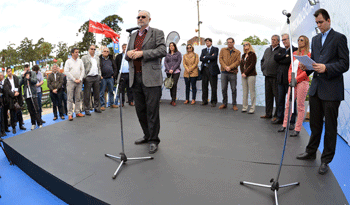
[0,0,298,52]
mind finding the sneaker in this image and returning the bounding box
[31,125,35,130]
[69,115,73,121]
[39,125,43,128]
[76,113,85,117]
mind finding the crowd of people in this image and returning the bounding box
[1,9,348,174]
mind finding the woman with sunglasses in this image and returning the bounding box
[183,44,199,105]
[164,42,182,106]
[278,35,310,137]
[240,42,257,114]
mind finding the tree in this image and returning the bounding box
[100,15,123,45]
[241,35,270,45]
[217,40,222,45]
[17,37,37,63]
[181,43,186,46]
[77,14,123,54]
[56,41,70,63]
[38,42,54,63]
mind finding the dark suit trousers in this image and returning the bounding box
[25,98,42,126]
[119,73,133,104]
[50,91,64,117]
[10,109,24,129]
[132,73,161,144]
[3,105,9,130]
[265,76,279,117]
[306,92,340,164]
[202,66,218,104]
[84,76,100,111]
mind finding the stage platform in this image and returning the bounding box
[3,101,348,205]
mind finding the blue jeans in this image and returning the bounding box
[100,78,115,107]
[184,77,197,100]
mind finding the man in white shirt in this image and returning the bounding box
[81,45,102,115]
[64,48,85,121]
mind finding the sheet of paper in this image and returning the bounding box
[294,55,315,70]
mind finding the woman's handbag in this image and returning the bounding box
[14,101,22,111]
[164,74,174,89]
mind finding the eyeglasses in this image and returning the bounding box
[187,47,192,49]
[137,16,147,19]
[243,44,249,46]
[90,48,96,50]
[298,39,304,42]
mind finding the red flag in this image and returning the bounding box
[88,20,103,34]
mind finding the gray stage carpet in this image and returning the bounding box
[3,101,348,205]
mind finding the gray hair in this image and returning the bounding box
[272,34,280,42]
[281,33,289,38]
[138,10,151,18]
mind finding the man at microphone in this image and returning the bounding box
[125,10,167,154]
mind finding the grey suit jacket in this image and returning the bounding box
[125,27,167,87]
[81,54,101,79]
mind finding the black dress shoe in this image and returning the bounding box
[5,129,10,133]
[201,102,208,106]
[318,163,329,175]
[272,119,283,124]
[41,120,46,124]
[296,152,316,160]
[134,138,148,145]
[289,124,295,130]
[211,103,216,107]
[290,130,300,137]
[1,132,6,137]
[95,109,102,113]
[277,127,286,132]
[85,110,91,116]
[12,129,16,134]
[19,126,26,130]
[149,143,158,154]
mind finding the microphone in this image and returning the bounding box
[282,10,291,17]
[126,26,141,33]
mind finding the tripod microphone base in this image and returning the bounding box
[105,153,154,179]
[240,180,299,205]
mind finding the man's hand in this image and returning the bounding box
[14,91,19,96]
[312,63,326,73]
[225,67,230,72]
[242,73,246,78]
[36,83,40,87]
[74,79,81,84]
[25,74,30,79]
[53,89,57,94]
[169,70,174,74]
[132,51,143,59]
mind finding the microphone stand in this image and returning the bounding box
[240,12,300,205]
[105,29,153,179]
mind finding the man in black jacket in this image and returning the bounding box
[200,38,220,107]
[0,72,6,137]
[3,68,26,134]
[260,35,284,120]
[116,44,134,107]
[99,47,118,110]
[274,34,297,129]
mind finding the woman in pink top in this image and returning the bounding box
[278,35,310,137]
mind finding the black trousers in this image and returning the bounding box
[201,66,218,104]
[25,98,42,126]
[264,76,279,118]
[10,109,24,129]
[119,73,133,104]
[166,73,180,102]
[50,90,64,117]
[306,92,340,164]
[83,76,100,111]
[3,105,9,130]
[132,73,161,144]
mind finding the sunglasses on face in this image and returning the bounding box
[244,44,249,46]
[187,47,192,49]
[90,48,96,50]
[298,39,304,42]
[137,16,147,19]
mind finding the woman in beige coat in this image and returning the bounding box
[183,44,199,105]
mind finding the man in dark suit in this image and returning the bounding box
[47,64,65,120]
[200,38,220,107]
[3,67,26,134]
[297,9,349,175]
[116,43,134,107]
[125,10,167,154]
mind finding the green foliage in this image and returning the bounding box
[217,40,222,45]
[100,15,123,45]
[55,42,70,63]
[241,35,270,45]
